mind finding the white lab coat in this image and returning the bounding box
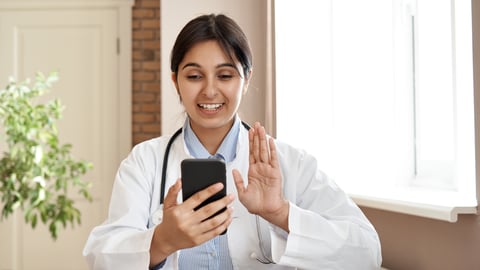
[83,125,382,270]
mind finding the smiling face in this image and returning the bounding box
[172,40,250,138]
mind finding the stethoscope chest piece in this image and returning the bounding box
[151,204,164,226]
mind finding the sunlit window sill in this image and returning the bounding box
[348,187,478,222]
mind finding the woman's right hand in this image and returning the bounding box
[149,179,234,267]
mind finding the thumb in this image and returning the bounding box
[163,178,181,209]
[232,169,245,196]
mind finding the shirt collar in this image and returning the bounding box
[183,116,241,162]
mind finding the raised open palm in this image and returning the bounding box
[233,122,289,231]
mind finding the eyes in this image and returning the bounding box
[183,69,238,82]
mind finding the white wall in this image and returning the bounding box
[160,0,270,134]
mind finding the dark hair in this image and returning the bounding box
[170,14,253,78]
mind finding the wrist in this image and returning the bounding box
[150,225,174,267]
[264,200,290,232]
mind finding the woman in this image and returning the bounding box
[83,14,382,269]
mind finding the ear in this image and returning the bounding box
[171,72,179,93]
[171,72,183,102]
[242,70,253,95]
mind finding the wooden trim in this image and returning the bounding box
[118,3,133,153]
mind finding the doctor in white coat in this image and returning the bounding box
[83,13,382,270]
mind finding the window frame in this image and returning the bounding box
[273,0,478,222]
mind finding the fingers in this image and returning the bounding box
[258,125,269,163]
[183,182,235,221]
[164,179,181,209]
[232,169,246,196]
[188,188,235,237]
[268,137,280,169]
[189,207,234,244]
[200,206,233,233]
[249,122,273,165]
[249,127,255,164]
[192,193,235,221]
[156,182,234,252]
[183,182,224,210]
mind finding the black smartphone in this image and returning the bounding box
[181,158,227,233]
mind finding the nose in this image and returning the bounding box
[201,76,218,98]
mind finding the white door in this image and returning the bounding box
[0,8,125,270]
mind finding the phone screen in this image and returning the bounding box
[181,159,227,229]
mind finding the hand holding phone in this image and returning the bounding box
[181,158,227,234]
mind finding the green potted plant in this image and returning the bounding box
[0,71,92,240]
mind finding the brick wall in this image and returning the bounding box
[132,0,161,145]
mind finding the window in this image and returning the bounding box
[275,0,476,221]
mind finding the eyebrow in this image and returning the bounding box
[181,62,237,70]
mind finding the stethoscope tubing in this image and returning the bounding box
[160,127,182,205]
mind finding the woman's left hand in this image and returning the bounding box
[233,122,289,232]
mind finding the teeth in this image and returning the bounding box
[199,103,222,110]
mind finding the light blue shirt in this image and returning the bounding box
[178,117,241,270]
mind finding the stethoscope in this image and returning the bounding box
[151,121,274,264]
